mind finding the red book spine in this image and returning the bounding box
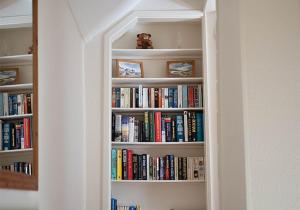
[188,87,194,107]
[24,118,31,148]
[127,149,133,180]
[155,112,162,142]
[112,88,116,107]
[165,156,170,180]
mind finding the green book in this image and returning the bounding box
[144,112,149,142]
[149,112,155,142]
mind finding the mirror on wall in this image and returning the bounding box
[0,0,38,190]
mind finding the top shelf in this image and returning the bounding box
[0,54,32,66]
[112,49,202,59]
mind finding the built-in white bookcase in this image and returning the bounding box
[0,26,33,166]
[108,19,208,210]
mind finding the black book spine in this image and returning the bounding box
[188,112,192,142]
[171,117,177,142]
[133,154,138,180]
[154,88,159,108]
[182,157,187,180]
[191,112,196,141]
[112,113,115,142]
[138,155,143,180]
[178,157,183,180]
[122,149,127,180]
[170,155,175,180]
[149,157,153,180]
[142,154,147,180]
[135,88,139,108]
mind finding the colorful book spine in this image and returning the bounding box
[176,115,184,142]
[122,149,128,180]
[115,114,122,142]
[121,116,129,142]
[117,149,122,180]
[111,149,117,180]
[154,112,161,142]
[127,149,133,180]
[24,118,31,148]
[149,112,155,142]
[112,88,116,107]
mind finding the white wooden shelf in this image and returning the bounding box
[0,83,33,91]
[112,49,202,59]
[0,113,33,120]
[112,77,203,85]
[112,108,204,112]
[0,15,32,29]
[0,54,32,66]
[0,148,33,155]
[112,180,205,183]
[112,141,204,149]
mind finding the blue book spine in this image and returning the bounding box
[8,96,13,115]
[182,85,188,108]
[196,112,204,141]
[0,93,3,116]
[176,115,184,142]
[111,198,117,210]
[169,155,175,180]
[12,95,18,115]
[15,124,21,149]
[168,88,174,108]
[173,88,178,108]
[129,206,136,210]
[3,123,11,150]
[160,157,164,180]
[165,118,172,142]
[111,149,117,180]
[116,88,121,108]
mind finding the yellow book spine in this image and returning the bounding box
[117,149,122,180]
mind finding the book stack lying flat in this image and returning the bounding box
[111,198,141,210]
[0,118,32,151]
[111,149,205,181]
[112,111,204,142]
[0,93,33,116]
[112,85,203,108]
[0,162,32,175]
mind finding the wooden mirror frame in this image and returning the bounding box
[0,0,38,190]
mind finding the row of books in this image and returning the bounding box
[0,162,32,175]
[112,111,204,142]
[111,198,141,210]
[111,149,205,181]
[0,118,32,150]
[0,93,33,116]
[112,85,203,108]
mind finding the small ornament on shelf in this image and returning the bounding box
[27,45,33,54]
[136,33,153,49]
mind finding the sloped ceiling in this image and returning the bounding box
[67,0,141,41]
[67,0,205,42]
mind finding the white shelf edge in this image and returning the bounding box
[112,77,203,85]
[0,15,32,29]
[0,148,33,154]
[0,54,33,66]
[112,108,204,112]
[111,180,205,183]
[0,113,33,120]
[0,83,33,91]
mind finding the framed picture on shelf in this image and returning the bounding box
[116,60,144,78]
[167,60,195,77]
[0,67,19,86]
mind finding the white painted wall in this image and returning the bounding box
[240,0,300,209]
[39,0,85,210]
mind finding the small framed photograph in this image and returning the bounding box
[116,60,144,78]
[0,67,19,86]
[167,60,195,77]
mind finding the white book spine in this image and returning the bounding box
[132,88,136,108]
[120,88,125,108]
[3,93,8,116]
[161,88,165,108]
[128,117,135,142]
[184,111,188,142]
[164,88,168,108]
[178,85,182,108]
[147,154,150,180]
[17,95,22,115]
[126,88,131,108]
[139,85,143,108]
[142,88,148,108]
[115,115,122,142]
[150,88,155,108]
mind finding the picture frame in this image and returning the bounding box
[167,60,195,77]
[0,67,19,86]
[116,59,144,78]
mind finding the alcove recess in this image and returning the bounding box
[110,19,207,210]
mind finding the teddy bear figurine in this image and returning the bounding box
[136,33,154,49]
